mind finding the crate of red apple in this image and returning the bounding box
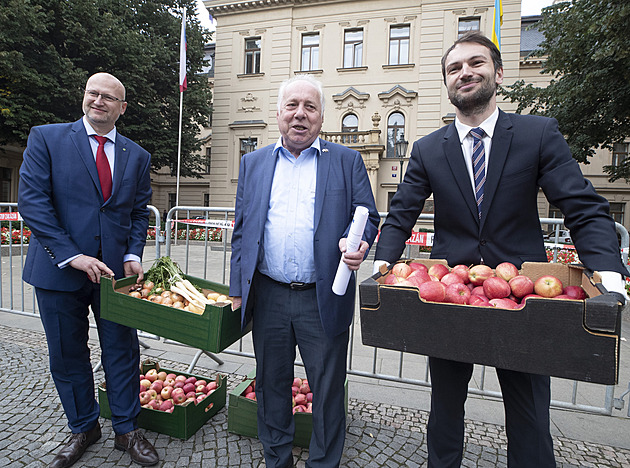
[98,361,226,439]
[227,370,348,447]
[360,259,622,385]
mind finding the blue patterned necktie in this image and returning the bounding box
[470,127,486,219]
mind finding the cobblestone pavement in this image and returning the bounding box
[2,324,630,467]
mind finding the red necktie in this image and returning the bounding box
[93,135,112,201]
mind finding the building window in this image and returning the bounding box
[458,17,480,38]
[612,143,628,167]
[0,167,11,202]
[343,29,363,68]
[203,193,210,207]
[203,146,212,174]
[342,114,359,143]
[240,138,258,159]
[301,33,320,71]
[245,37,261,74]
[389,25,410,65]
[386,112,405,158]
[387,192,396,211]
[168,193,177,210]
[609,202,625,225]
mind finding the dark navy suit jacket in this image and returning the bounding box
[230,138,380,337]
[19,118,152,290]
[376,110,627,276]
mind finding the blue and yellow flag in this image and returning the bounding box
[491,0,503,50]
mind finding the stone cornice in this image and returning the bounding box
[205,0,339,16]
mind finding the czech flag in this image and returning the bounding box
[491,0,503,50]
[179,10,187,92]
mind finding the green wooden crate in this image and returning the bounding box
[100,274,251,353]
[98,363,226,440]
[227,369,349,448]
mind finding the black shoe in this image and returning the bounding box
[49,423,101,468]
[114,429,159,466]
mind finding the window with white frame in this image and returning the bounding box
[389,25,410,65]
[301,33,320,71]
[343,29,363,68]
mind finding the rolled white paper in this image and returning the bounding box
[332,206,370,296]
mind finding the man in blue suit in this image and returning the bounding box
[230,74,379,467]
[18,73,158,467]
[375,33,627,467]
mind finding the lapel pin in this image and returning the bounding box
[322,148,329,152]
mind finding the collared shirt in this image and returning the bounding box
[83,116,117,177]
[454,107,499,194]
[257,137,320,284]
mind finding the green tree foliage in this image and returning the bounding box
[0,0,212,177]
[500,0,630,181]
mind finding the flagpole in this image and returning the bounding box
[176,89,183,212]
[174,8,187,244]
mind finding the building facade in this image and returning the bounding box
[203,0,630,231]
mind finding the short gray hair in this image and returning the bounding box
[277,74,325,112]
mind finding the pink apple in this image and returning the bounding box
[182,383,196,395]
[428,263,449,280]
[294,393,307,406]
[195,380,207,388]
[299,382,311,394]
[521,293,543,303]
[563,285,587,300]
[173,381,185,389]
[175,375,187,383]
[196,384,208,394]
[160,386,173,400]
[495,262,519,282]
[384,273,406,285]
[139,391,151,405]
[206,382,218,393]
[489,298,520,309]
[150,380,163,393]
[159,400,173,412]
[441,272,464,286]
[172,389,186,404]
[407,269,431,285]
[391,262,412,279]
[306,392,313,403]
[139,379,152,390]
[509,275,534,298]
[146,389,158,400]
[450,264,470,284]
[147,399,160,410]
[534,275,563,298]
[157,371,167,381]
[166,373,177,381]
[291,386,299,397]
[292,377,302,388]
[468,264,494,285]
[163,378,176,387]
[418,281,446,302]
[245,392,256,400]
[471,285,485,297]
[185,391,196,400]
[409,262,428,273]
[185,376,197,385]
[445,283,471,304]
[144,369,158,382]
[467,294,492,307]
[293,405,305,414]
[483,277,511,299]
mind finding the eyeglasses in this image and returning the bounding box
[84,89,125,103]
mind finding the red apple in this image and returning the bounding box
[206,382,218,393]
[418,281,446,302]
[563,285,587,300]
[150,380,163,393]
[428,263,449,280]
[139,379,152,391]
[384,273,406,285]
[534,275,563,298]
[468,264,494,285]
[147,399,160,410]
[299,382,311,394]
[445,283,471,304]
[483,277,511,299]
[450,264,470,284]
[139,391,151,405]
[552,294,575,300]
[409,262,428,273]
[195,380,207,388]
[172,388,186,404]
[163,378,176,387]
[146,389,158,400]
[166,373,177,381]
[182,383,196,395]
[245,392,256,400]
[441,272,464,286]
[509,275,534,298]
[489,298,520,309]
[495,262,519,282]
[292,377,302,388]
[144,369,158,383]
[467,294,492,307]
[407,269,431,284]
[173,381,185,389]
[159,400,173,412]
[185,376,197,385]
[391,262,412,279]
[291,386,299,397]
[521,293,543,303]
[196,384,208,394]
[306,392,313,403]
[294,393,307,406]
[470,285,485,297]
[175,375,187,383]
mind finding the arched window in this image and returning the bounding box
[387,112,405,158]
[342,113,358,143]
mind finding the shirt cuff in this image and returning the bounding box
[373,260,390,275]
[58,254,82,269]
[124,254,141,264]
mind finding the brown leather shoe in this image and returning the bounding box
[114,429,159,466]
[49,423,101,468]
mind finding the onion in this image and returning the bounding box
[129,291,142,299]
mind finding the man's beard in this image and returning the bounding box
[448,77,496,116]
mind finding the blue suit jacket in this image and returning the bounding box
[19,118,152,291]
[230,138,380,337]
[376,110,627,276]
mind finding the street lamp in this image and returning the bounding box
[395,137,409,182]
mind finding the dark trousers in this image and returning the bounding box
[427,357,556,468]
[252,273,349,468]
[36,280,140,435]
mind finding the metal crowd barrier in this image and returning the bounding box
[2,202,629,417]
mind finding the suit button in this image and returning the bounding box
[95,236,100,240]
[247,279,251,284]
[480,239,487,246]
[100,208,105,212]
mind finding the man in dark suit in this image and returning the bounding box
[18,73,159,467]
[230,74,379,467]
[375,32,628,467]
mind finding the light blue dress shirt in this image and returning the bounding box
[257,137,320,284]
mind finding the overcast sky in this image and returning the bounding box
[195,1,558,32]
